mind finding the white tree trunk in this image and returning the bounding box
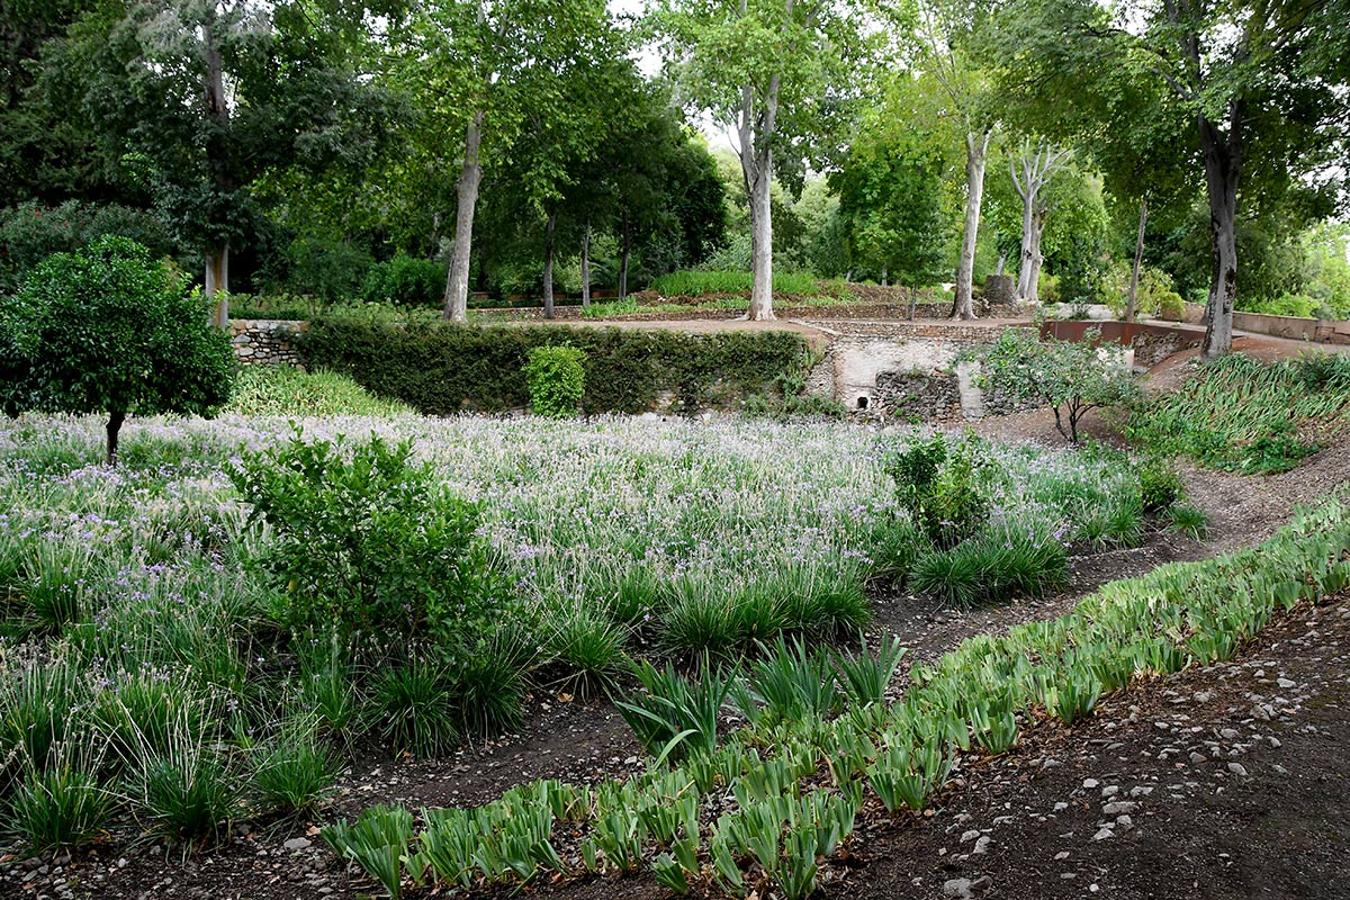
[1199,110,1241,358]
[1026,214,1045,303]
[1012,144,1068,302]
[953,130,990,320]
[1125,198,1148,323]
[747,160,775,320]
[580,223,591,308]
[205,245,229,329]
[444,110,484,323]
[618,223,631,301]
[1016,194,1036,300]
[542,213,556,319]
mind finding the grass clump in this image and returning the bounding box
[1128,353,1350,473]
[6,743,111,852]
[225,365,413,417]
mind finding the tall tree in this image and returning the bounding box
[40,0,394,325]
[889,0,1004,320]
[1009,141,1070,302]
[650,0,867,320]
[402,0,614,322]
[1007,0,1349,355]
[832,107,949,315]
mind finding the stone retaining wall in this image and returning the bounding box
[230,319,307,366]
[874,370,964,422]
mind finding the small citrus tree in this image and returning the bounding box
[980,328,1140,443]
[0,237,235,463]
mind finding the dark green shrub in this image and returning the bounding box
[361,254,446,306]
[524,346,587,417]
[301,315,812,415]
[0,237,235,463]
[1137,457,1184,514]
[0,201,178,292]
[910,529,1068,606]
[369,658,459,759]
[281,237,373,303]
[230,431,506,652]
[884,433,989,550]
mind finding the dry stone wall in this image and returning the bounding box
[230,320,307,367]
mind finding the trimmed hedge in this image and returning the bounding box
[300,317,816,415]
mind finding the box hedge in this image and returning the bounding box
[300,317,817,415]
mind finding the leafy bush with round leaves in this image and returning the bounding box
[0,236,234,462]
[524,345,587,418]
[361,254,446,306]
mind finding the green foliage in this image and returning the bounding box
[1167,503,1208,539]
[910,528,1068,606]
[1127,354,1350,473]
[524,346,587,418]
[981,328,1141,443]
[225,365,414,417]
[251,726,338,815]
[1137,457,1184,514]
[369,658,459,760]
[0,237,235,461]
[132,731,236,841]
[361,254,445,307]
[322,805,413,900]
[278,237,373,304]
[0,201,178,293]
[302,316,814,415]
[1101,262,1176,317]
[615,658,733,761]
[867,740,950,813]
[6,743,111,852]
[884,432,990,550]
[734,637,842,727]
[832,119,948,294]
[835,636,907,706]
[230,431,503,652]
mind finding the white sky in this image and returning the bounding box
[606,0,736,152]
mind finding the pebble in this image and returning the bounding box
[1227,762,1249,777]
[943,878,974,899]
[1082,778,1100,789]
[1102,801,1139,815]
[973,835,992,855]
[283,838,312,852]
[1092,827,1115,841]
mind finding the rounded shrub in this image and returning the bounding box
[361,254,446,306]
[524,345,587,418]
[0,236,235,463]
